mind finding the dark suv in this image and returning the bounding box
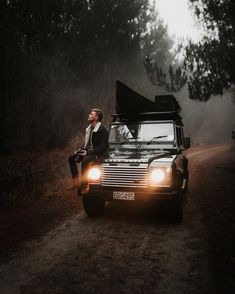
[81,81,190,222]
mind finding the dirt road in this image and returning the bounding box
[0,144,234,294]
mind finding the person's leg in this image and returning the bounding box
[68,154,83,186]
[68,154,78,179]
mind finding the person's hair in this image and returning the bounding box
[92,108,103,121]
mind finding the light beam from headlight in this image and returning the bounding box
[150,168,165,184]
[88,167,101,181]
[149,166,172,186]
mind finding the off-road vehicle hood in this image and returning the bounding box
[104,149,176,164]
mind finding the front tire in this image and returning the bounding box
[167,193,183,223]
[82,195,105,217]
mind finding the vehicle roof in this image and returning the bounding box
[111,111,183,126]
[111,120,176,124]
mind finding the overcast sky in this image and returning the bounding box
[153,0,203,42]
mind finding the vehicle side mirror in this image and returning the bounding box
[184,137,190,149]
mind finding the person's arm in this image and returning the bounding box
[73,139,85,155]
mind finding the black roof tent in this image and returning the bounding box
[113,81,183,125]
[115,80,156,114]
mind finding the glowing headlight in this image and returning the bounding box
[149,167,172,186]
[150,169,165,183]
[88,167,101,181]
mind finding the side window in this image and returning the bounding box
[176,127,183,146]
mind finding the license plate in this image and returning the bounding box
[113,191,135,201]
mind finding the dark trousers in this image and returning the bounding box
[68,153,97,185]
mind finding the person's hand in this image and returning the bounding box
[79,150,87,156]
[74,149,81,155]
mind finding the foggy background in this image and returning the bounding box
[0,0,234,154]
[3,51,235,151]
[122,78,235,146]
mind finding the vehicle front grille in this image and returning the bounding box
[102,164,148,188]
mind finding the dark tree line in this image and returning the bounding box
[184,0,235,101]
[1,0,234,152]
[1,0,170,152]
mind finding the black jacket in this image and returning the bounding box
[82,123,109,159]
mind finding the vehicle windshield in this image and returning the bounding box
[109,122,174,145]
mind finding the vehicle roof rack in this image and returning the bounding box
[111,111,183,125]
[113,81,183,125]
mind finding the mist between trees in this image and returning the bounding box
[176,88,235,146]
[0,0,234,154]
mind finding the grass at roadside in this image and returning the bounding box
[0,140,83,258]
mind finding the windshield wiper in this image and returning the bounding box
[120,137,140,144]
[147,135,168,145]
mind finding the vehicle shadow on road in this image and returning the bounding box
[83,200,180,226]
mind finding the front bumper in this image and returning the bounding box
[82,185,179,201]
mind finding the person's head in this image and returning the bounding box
[88,108,103,124]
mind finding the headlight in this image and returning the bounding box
[88,167,102,181]
[149,167,172,187]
